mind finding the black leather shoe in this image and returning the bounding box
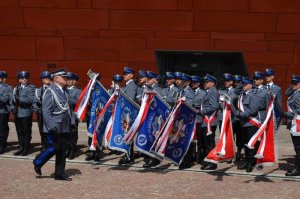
[21,149,28,156]
[68,151,75,160]
[143,158,160,168]
[236,151,242,161]
[118,156,134,165]
[34,165,42,176]
[54,175,72,181]
[179,162,193,170]
[201,164,217,170]
[237,162,248,170]
[0,148,4,154]
[246,165,254,173]
[285,168,300,176]
[14,148,23,156]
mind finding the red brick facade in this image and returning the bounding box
[1,0,300,104]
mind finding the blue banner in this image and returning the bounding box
[135,94,171,159]
[87,81,111,137]
[109,91,139,157]
[165,103,196,165]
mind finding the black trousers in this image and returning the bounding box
[0,113,9,149]
[67,119,79,151]
[197,125,217,165]
[16,116,32,150]
[242,126,259,166]
[291,135,300,167]
[232,120,244,150]
[37,111,47,149]
[33,133,68,176]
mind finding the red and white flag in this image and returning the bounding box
[205,98,235,163]
[123,91,155,144]
[89,93,117,151]
[153,99,183,157]
[246,98,276,166]
[74,74,98,121]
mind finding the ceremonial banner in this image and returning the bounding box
[108,90,139,157]
[153,99,197,165]
[75,73,98,121]
[89,93,116,150]
[123,91,156,144]
[246,98,276,166]
[205,96,235,163]
[134,92,171,159]
[87,81,111,137]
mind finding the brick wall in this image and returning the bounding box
[1,0,300,105]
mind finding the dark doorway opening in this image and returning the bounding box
[156,50,248,86]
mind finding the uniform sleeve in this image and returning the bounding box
[0,86,10,103]
[184,90,195,107]
[42,90,56,131]
[20,85,35,104]
[287,95,300,119]
[125,84,137,100]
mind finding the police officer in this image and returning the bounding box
[33,68,75,181]
[236,77,261,173]
[122,67,137,101]
[13,71,35,156]
[135,70,147,104]
[283,75,300,176]
[66,72,81,159]
[198,74,220,170]
[219,73,241,160]
[264,68,282,129]
[0,71,11,154]
[177,73,195,106]
[35,71,51,151]
[142,71,164,168]
[175,73,196,169]
[253,71,271,124]
[2,71,13,142]
[162,72,180,107]
[191,75,206,164]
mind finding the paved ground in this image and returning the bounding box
[1,122,300,199]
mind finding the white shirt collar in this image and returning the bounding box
[68,85,74,90]
[258,85,263,89]
[170,84,174,89]
[267,82,274,87]
[55,83,64,93]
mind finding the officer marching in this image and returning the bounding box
[13,71,36,156]
[0,71,11,154]
[66,72,81,160]
[191,75,206,164]
[283,75,300,176]
[142,71,164,168]
[199,74,220,170]
[33,68,75,181]
[176,73,195,169]
[119,67,138,165]
[35,71,51,151]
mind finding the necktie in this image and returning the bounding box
[267,85,270,90]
